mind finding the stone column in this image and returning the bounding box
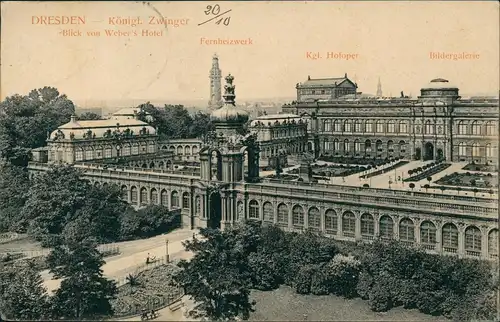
[304,206,308,230]
[373,213,380,238]
[337,209,343,238]
[435,221,443,253]
[220,195,227,230]
[355,212,361,241]
[415,218,422,244]
[481,226,489,259]
[457,223,465,258]
[287,205,293,231]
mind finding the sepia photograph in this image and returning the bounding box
[0,1,499,321]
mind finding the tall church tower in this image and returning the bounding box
[376,77,383,97]
[208,54,223,109]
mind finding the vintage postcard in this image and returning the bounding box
[0,1,499,321]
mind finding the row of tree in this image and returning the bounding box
[0,163,180,246]
[172,222,497,321]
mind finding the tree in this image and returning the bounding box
[77,112,101,120]
[0,162,30,232]
[423,184,430,192]
[48,240,117,320]
[172,227,256,321]
[409,183,415,191]
[119,205,180,241]
[20,165,127,246]
[189,111,214,139]
[0,87,75,166]
[0,262,51,320]
[439,186,446,194]
[427,176,432,184]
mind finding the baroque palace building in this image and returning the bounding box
[283,77,498,164]
[28,74,498,261]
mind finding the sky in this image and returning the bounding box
[1,1,499,105]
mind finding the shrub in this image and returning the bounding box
[310,264,331,295]
[294,264,315,294]
[368,282,393,312]
[327,254,361,298]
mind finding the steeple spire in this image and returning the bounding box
[208,53,223,109]
[376,77,383,97]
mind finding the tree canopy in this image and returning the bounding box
[0,87,75,166]
[77,112,102,120]
[136,102,213,140]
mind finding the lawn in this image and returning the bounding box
[250,286,446,321]
[436,172,497,188]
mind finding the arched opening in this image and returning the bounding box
[141,163,148,168]
[415,147,422,160]
[307,141,313,152]
[436,148,444,160]
[210,150,223,181]
[424,142,434,161]
[166,160,172,170]
[209,192,222,229]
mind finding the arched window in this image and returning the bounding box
[387,140,394,153]
[471,121,481,135]
[130,186,138,205]
[399,140,406,154]
[424,120,434,134]
[263,202,274,222]
[365,140,372,153]
[399,218,415,242]
[376,120,384,133]
[325,209,337,234]
[292,205,305,228]
[75,148,83,161]
[488,229,498,257]
[94,146,103,159]
[472,143,480,157]
[333,120,342,132]
[85,148,93,160]
[182,192,190,209]
[150,189,158,205]
[485,121,495,136]
[458,121,467,135]
[387,121,395,133]
[122,144,131,156]
[171,191,179,208]
[184,146,191,155]
[360,213,374,237]
[354,120,362,132]
[308,207,320,231]
[334,139,340,151]
[277,203,288,225]
[420,221,437,247]
[376,140,383,152]
[354,140,361,153]
[176,146,183,155]
[342,212,356,237]
[148,142,155,154]
[465,226,482,255]
[399,121,407,133]
[458,142,467,156]
[343,139,350,152]
[131,144,139,155]
[379,215,394,239]
[140,187,148,205]
[442,223,459,251]
[160,190,168,207]
[344,120,352,132]
[121,185,128,201]
[323,119,332,132]
[365,120,373,132]
[192,146,199,155]
[486,144,493,157]
[249,200,259,219]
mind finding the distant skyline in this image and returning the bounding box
[1,1,499,104]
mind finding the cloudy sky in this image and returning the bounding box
[1,1,499,104]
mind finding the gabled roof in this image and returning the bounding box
[299,76,356,87]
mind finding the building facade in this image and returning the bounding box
[283,78,499,163]
[28,75,498,261]
[296,74,357,102]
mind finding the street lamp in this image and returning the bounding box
[165,239,170,263]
